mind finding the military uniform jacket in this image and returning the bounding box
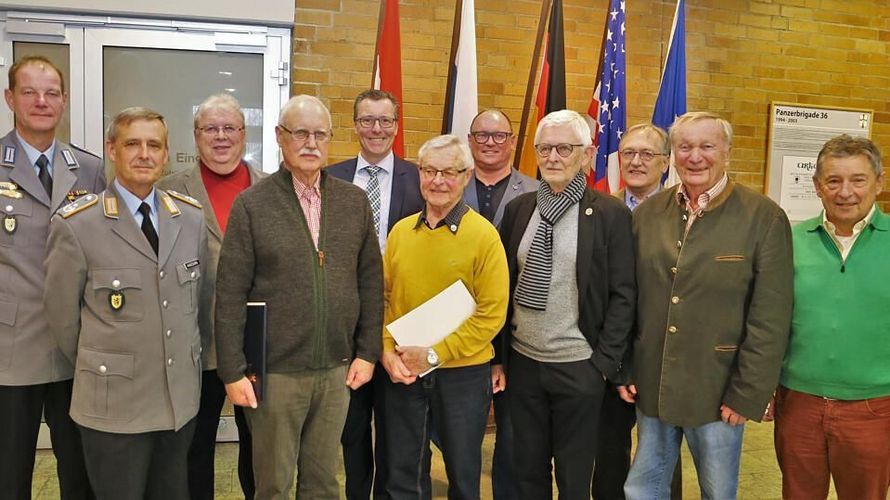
[156,163,265,371]
[44,183,208,433]
[0,130,105,385]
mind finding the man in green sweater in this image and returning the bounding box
[774,134,890,500]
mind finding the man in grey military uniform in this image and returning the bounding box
[44,107,207,500]
[0,55,104,499]
[156,93,265,500]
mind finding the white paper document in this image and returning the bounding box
[386,279,477,349]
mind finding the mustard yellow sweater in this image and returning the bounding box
[383,209,509,368]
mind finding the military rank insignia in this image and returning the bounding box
[3,215,15,234]
[109,290,125,311]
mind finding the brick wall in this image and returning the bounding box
[293,0,890,201]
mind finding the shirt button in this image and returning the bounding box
[162,300,169,308]
[167,358,174,366]
[99,364,107,374]
[671,267,678,274]
[676,241,682,248]
[111,279,121,288]
[668,326,678,334]
[159,270,165,279]
[671,296,680,304]
[682,214,688,221]
[165,329,172,338]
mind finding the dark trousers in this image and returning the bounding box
[79,418,196,500]
[342,362,389,499]
[0,380,93,500]
[188,369,254,500]
[592,387,683,500]
[491,390,516,500]
[385,363,492,500]
[510,351,606,500]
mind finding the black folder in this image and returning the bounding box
[244,302,267,403]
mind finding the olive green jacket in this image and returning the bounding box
[631,181,792,427]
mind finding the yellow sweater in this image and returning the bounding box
[383,209,509,368]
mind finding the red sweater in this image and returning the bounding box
[200,161,251,234]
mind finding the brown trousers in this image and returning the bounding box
[774,386,890,500]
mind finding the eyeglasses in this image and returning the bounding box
[470,131,512,144]
[419,167,468,181]
[619,150,666,162]
[278,124,332,143]
[534,143,585,158]
[356,116,397,129]
[196,125,244,137]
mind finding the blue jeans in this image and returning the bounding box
[384,363,492,500]
[624,411,744,500]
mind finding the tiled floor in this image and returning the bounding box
[31,421,864,499]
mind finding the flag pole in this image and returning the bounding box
[441,0,464,134]
[513,0,552,170]
[371,0,386,88]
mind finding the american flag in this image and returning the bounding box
[587,0,626,193]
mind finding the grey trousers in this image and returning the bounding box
[245,368,349,500]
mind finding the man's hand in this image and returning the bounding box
[491,364,507,394]
[395,345,432,375]
[762,393,776,422]
[225,377,258,409]
[346,358,375,390]
[381,351,417,385]
[720,404,748,426]
[617,384,637,404]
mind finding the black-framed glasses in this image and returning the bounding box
[470,131,512,144]
[534,143,584,158]
[356,116,397,129]
[196,125,244,137]
[278,124,332,143]
[619,149,666,162]
[419,167,468,181]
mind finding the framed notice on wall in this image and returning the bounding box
[766,102,872,222]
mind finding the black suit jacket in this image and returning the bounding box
[497,188,636,379]
[326,155,424,232]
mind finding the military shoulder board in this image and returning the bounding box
[60,193,99,218]
[165,190,202,209]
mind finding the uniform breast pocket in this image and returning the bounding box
[0,200,31,247]
[75,347,135,421]
[91,268,144,322]
[176,262,201,314]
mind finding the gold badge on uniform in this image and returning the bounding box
[109,291,125,311]
[3,215,15,234]
[0,189,22,199]
[66,189,89,202]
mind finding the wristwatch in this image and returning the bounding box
[426,347,440,367]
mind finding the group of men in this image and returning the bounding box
[2,53,888,500]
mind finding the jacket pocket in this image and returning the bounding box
[176,262,201,314]
[75,347,135,421]
[0,300,17,370]
[91,268,144,322]
[0,200,31,247]
[714,344,739,352]
[714,255,745,262]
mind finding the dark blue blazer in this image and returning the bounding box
[326,155,424,233]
